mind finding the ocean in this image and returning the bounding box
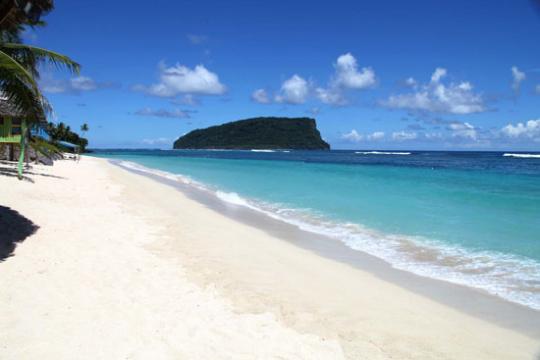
[92,149,540,310]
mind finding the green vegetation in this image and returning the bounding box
[174,117,330,150]
[46,122,88,151]
[80,123,89,138]
[0,0,80,122]
[0,1,82,178]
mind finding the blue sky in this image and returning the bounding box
[29,0,540,150]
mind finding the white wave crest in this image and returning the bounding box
[251,149,276,153]
[503,153,540,159]
[117,160,195,185]
[356,151,411,155]
[216,191,253,208]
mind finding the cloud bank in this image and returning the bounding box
[42,75,114,94]
[134,107,192,119]
[252,53,376,106]
[381,68,485,114]
[501,119,540,141]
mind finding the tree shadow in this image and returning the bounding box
[0,161,66,181]
[0,205,39,262]
[0,168,35,182]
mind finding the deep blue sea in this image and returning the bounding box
[92,149,540,309]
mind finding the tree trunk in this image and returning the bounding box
[8,144,14,162]
[24,143,29,165]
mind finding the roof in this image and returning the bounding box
[57,140,80,149]
[0,98,46,122]
[0,98,25,117]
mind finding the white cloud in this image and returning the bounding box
[315,87,346,105]
[431,67,447,83]
[535,84,540,94]
[368,131,385,140]
[382,68,485,114]
[70,76,97,91]
[425,132,443,140]
[316,53,376,105]
[342,130,384,142]
[392,131,417,141]
[171,94,199,106]
[134,107,192,119]
[511,66,526,91]
[501,119,540,140]
[42,83,66,94]
[447,121,477,140]
[142,137,171,146]
[333,53,376,89]
[275,75,309,104]
[252,53,375,106]
[138,62,226,98]
[42,75,111,94]
[251,88,270,104]
[342,129,363,142]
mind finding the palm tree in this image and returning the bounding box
[0,1,79,169]
[80,123,89,144]
[0,0,79,121]
[0,1,54,29]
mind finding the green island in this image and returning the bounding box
[173,117,330,150]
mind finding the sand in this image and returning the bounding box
[0,157,538,359]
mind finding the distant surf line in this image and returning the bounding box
[503,153,540,159]
[355,151,412,155]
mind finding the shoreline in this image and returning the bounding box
[1,157,539,359]
[107,151,540,312]
[105,157,540,358]
[113,157,540,333]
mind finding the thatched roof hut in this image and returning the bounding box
[0,97,46,120]
[0,98,41,179]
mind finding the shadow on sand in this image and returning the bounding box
[0,205,39,261]
[0,161,66,182]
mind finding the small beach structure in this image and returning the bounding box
[57,140,81,160]
[0,99,41,179]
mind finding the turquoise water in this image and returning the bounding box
[93,150,540,309]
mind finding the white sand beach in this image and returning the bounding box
[1,157,539,359]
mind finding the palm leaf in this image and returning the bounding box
[0,67,47,120]
[30,136,62,158]
[3,43,80,74]
[0,48,38,88]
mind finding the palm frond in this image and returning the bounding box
[0,48,38,88]
[30,136,62,159]
[0,67,47,120]
[3,43,80,75]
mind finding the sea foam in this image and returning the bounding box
[216,191,254,208]
[356,151,411,155]
[115,160,540,310]
[503,153,540,159]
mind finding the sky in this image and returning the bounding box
[26,0,540,150]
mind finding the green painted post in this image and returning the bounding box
[17,119,27,180]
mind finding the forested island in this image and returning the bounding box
[173,117,330,150]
